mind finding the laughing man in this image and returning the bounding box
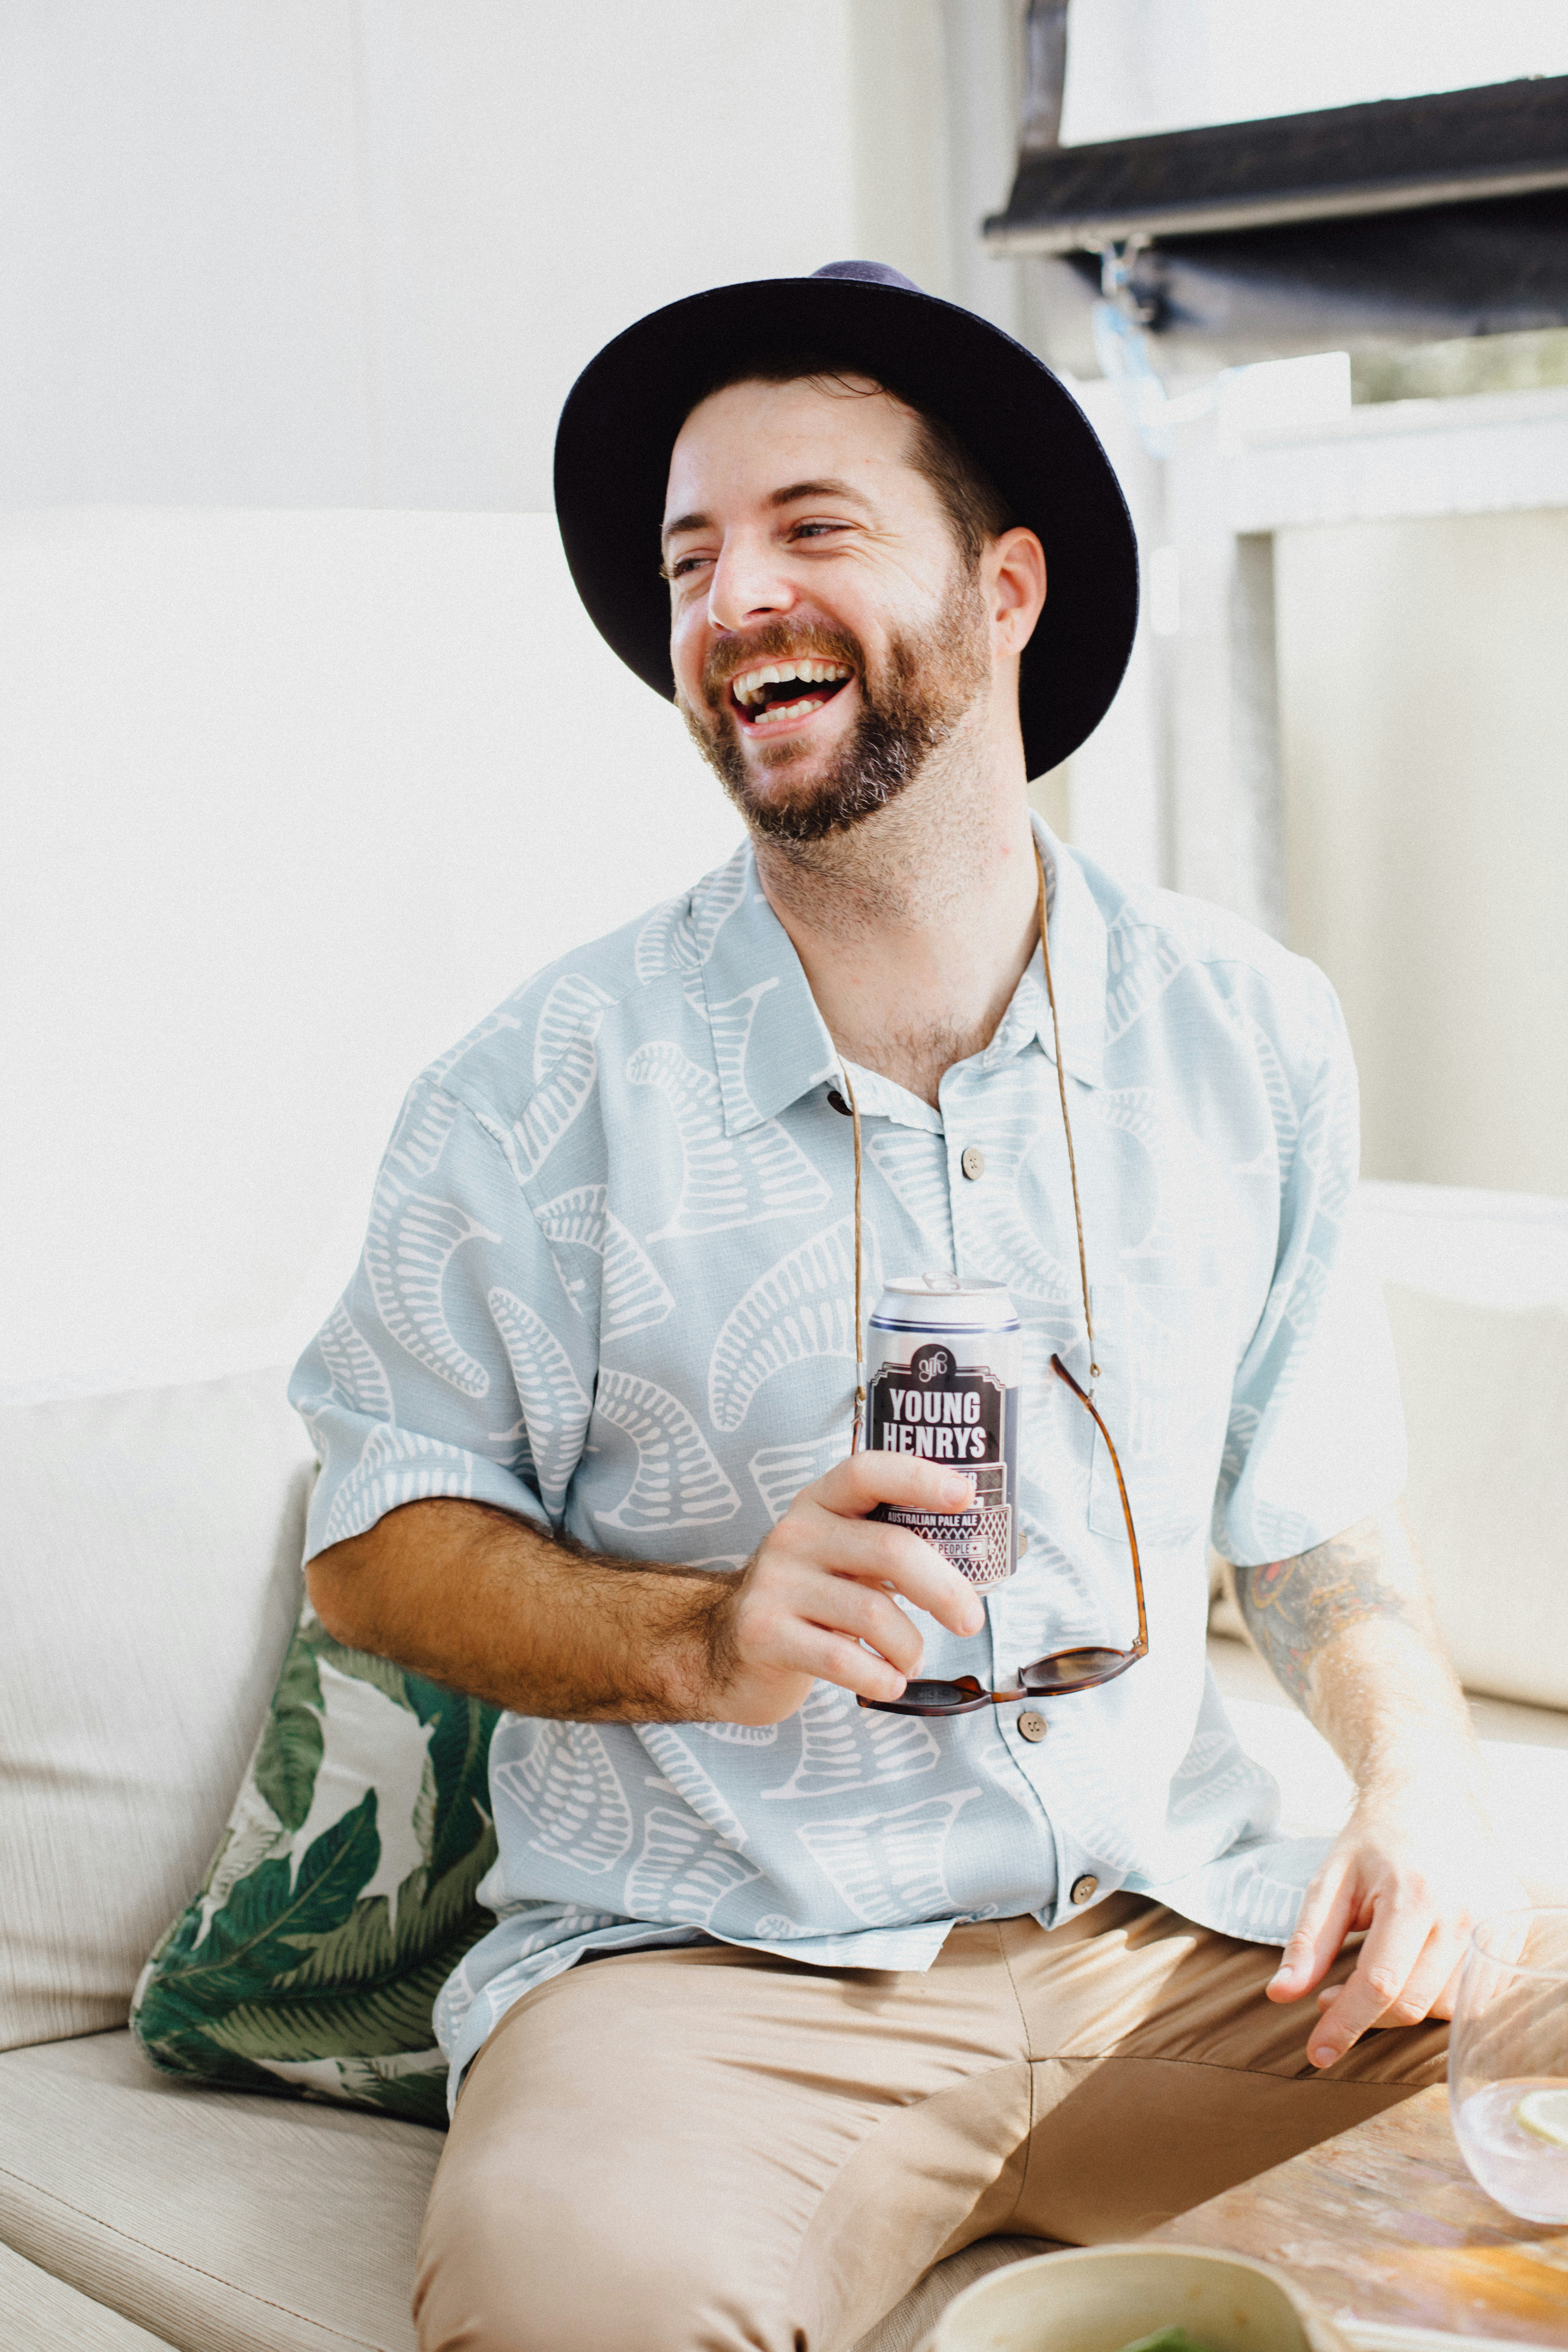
[292,264,1521,2352]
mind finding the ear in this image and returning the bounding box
[989,527,1046,658]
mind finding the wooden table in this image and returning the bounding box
[1148,2087,1568,2345]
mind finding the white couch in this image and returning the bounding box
[2,1182,1566,2352]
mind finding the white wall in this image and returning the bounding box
[0,0,861,511]
[0,511,742,1398]
[1276,506,1568,1198]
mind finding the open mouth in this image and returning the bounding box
[728,657,854,730]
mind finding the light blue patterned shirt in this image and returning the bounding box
[291,820,1405,2099]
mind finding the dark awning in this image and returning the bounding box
[986,75,1568,254]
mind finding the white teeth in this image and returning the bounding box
[754,696,820,725]
[732,657,852,707]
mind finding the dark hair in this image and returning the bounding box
[691,354,1013,571]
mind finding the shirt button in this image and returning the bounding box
[960,1146,986,1181]
[1070,1874,1100,1906]
[1017,1710,1047,1743]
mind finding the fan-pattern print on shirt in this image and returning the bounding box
[1297,1055,1359,1228]
[707,1216,864,1433]
[628,1042,831,1238]
[314,1301,394,1424]
[634,849,750,982]
[1223,1001,1301,1184]
[624,1807,763,1928]
[534,1183,674,1341]
[865,1128,954,1264]
[321,1426,475,1547]
[481,973,614,1186]
[637,1724,751,1850]
[1020,1706,1145,1872]
[386,1079,460,1184]
[1168,1728,1278,1825]
[691,979,779,1129]
[696,1719,780,1748]
[362,1085,498,1398]
[761,1681,939,1801]
[365,1192,498,1398]
[591,1371,741,1531]
[1104,920,1189,1044]
[748,1434,847,1524]
[952,1067,1079,1305]
[534,973,616,1087]
[987,1531,1108,1665]
[492,1721,634,1876]
[485,1287,592,1518]
[1087,1086,1233,1267]
[429,1007,523,1085]
[797,1790,981,1927]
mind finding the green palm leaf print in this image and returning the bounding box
[133,1615,499,2132]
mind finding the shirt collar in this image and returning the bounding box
[699,848,842,1137]
[700,819,1108,1137]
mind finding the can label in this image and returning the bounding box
[866,1291,1020,1589]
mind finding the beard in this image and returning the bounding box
[676,567,992,846]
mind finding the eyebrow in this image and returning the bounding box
[660,478,873,548]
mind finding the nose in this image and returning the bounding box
[707,528,799,635]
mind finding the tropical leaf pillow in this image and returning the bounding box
[132,1610,499,2128]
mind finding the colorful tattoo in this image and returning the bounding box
[1236,1524,1412,1707]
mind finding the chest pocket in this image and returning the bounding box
[1086,1281,1237,1545]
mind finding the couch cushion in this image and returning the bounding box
[0,2237,177,2350]
[0,2030,1046,2352]
[1384,1283,1568,1711]
[0,1371,311,2049]
[132,1615,499,2129]
[0,2031,437,2352]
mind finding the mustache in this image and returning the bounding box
[702,622,864,710]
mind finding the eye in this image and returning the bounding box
[789,520,848,544]
[664,551,713,581]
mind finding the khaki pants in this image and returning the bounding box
[413,1898,1445,2352]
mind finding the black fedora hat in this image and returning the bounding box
[553,260,1139,783]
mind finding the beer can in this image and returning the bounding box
[865,1275,1021,1589]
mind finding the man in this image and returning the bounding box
[292,264,1520,2352]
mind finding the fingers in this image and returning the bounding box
[1427,1949,1467,2024]
[1305,1903,1440,2067]
[1267,1862,1356,2005]
[726,1456,989,1715]
[814,1451,980,1522]
[732,1548,934,1693]
[766,1621,916,1707]
[789,1463,985,1639]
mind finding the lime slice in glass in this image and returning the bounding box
[1515,2088,1568,2147]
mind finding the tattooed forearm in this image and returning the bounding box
[1235,1517,1413,1708]
[1230,1507,1477,1794]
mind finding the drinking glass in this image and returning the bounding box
[1449,1906,1568,2225]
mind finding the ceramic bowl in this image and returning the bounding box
[929,2242,1350,2352]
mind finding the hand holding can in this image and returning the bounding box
[864,1275,1021,1590]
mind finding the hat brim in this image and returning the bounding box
[553,273,1138,782]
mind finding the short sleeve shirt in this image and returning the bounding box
[290,821,1406,2100]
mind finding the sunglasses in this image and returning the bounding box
[839,846,1149,1722]
[859,1352,1147,1715]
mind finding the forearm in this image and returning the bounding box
[1231,1505,1480,1796]
[306,1498,733,1721]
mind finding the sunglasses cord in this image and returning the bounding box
[839,839,1100,1458]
